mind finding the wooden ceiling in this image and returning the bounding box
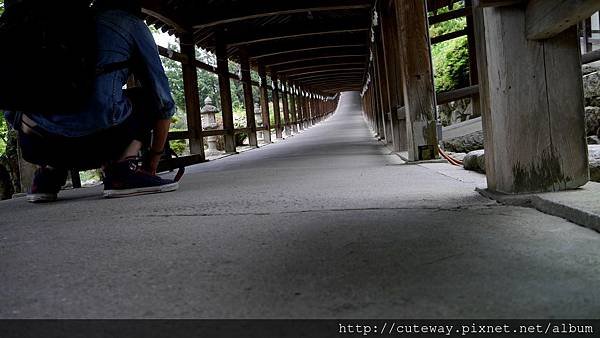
[141,0,462,94]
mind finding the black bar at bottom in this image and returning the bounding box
[0,320,598,338]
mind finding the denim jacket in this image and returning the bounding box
[4,9,176,137]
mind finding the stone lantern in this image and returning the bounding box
[254,102,264,141]
[201,97,221,156]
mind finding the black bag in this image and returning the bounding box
[0,0,98,114]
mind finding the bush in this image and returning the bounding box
[430,4,470,92]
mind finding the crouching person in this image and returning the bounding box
[2,0,180,202]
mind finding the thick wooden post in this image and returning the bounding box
[180,34,206,158]
[239,50,258,148]
[474,5,589,194]
[281,82,292,136]
[258,65,272,144]
[396,0,439,161]
[272,74,283,139]
[373,31,391,143]
[381,1,407,152]
[216,31,236,153]
[465,0,481,118]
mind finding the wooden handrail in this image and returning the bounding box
[436,85,479,105]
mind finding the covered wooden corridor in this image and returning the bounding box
[136,0,599,196]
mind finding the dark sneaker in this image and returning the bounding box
[27,167,68,203]
[103,158,179,198]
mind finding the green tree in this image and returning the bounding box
[429,3,470,92]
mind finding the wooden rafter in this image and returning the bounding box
[257,46,368,65]
[275,62,367,74]
[191,0,372,30]
[286,68,366,78]
[225,19,370,47]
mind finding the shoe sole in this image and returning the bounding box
[27,193,58,203]
[103,182,179,199]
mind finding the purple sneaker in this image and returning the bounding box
[27,167,68,203]
[103,158,179,198]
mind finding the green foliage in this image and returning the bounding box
[0,1,4,16]
[170,140,187,156]
[429,3,470,92]
[0,116,7,156]
[432,37,469,92]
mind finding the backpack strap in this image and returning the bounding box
[166,147,186,183]
[95,60,131,76]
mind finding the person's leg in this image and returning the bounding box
[101,89,179,198]
[18,132,69,203]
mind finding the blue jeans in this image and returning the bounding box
[18,89,157,170]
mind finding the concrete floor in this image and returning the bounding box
[1,92,599,319]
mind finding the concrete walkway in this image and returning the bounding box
[1,92,599,319]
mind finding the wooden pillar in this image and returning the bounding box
[465,0,481,118]
[239,50,258,148]
[370,65,384,139]
[474,5,589,194]
[258,65,272,144]
[295,90,304,131]
[374,29,391,143]
[381,0,407,152]
[289,90,299,133]
[272,74,283,139]
[216,31,236,153]
[583,17,593,53]
[70,171,82,189]
[396,0,439,161]
[281,82,292,136]
[303,95,311,128]
[180,34,206,158]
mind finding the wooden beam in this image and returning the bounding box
[298,74,365,81]
[247,32,368,59]
[225,20,370,47]
[435,85,479,104]
[431,28,468,44]
[285,67,366,78]
[582,49,600,64]
[266,54,367,69]
[252,44,366,60]
[141,0,187,33]
[474,0,522,7]
[526,0,600,40]
[192,0,372,29]
[429,7,471,25]
[427,0,463,11]
[270,59,367,73]
[256,46,368,65]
